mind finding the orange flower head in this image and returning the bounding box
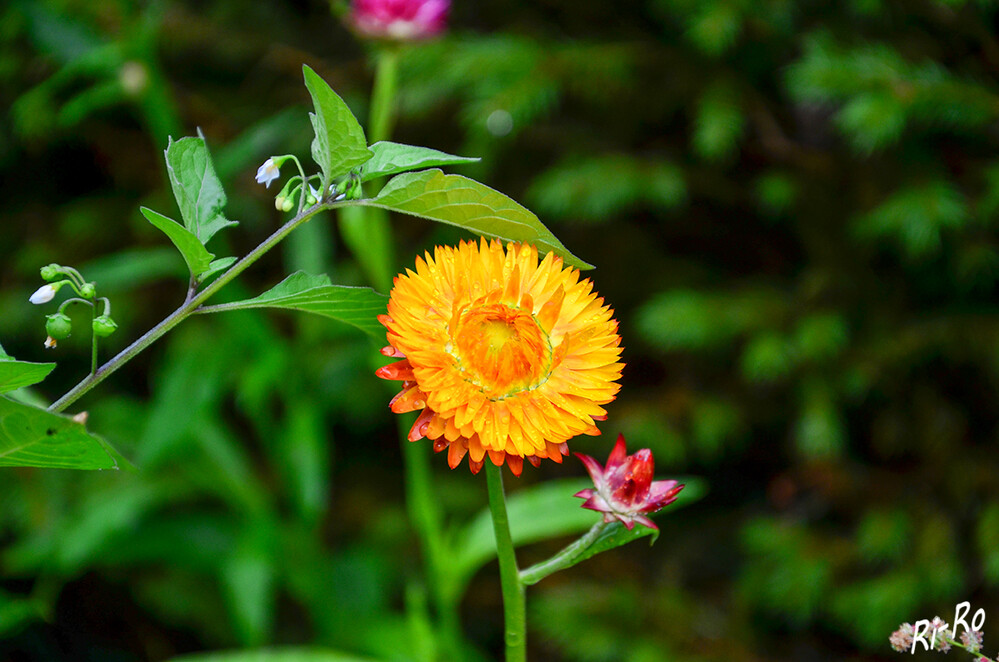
[376,238,624,476]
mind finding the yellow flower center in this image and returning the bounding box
[451,303,551,399]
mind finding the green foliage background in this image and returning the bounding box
[2,0,998,659]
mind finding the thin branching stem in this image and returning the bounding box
[48,200,345,413]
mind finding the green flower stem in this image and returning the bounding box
[90,303,98,376]
[370,47,400,144]
[48,201,342,414]
[485,461,527,662]
[518,520,608,586]
[360,41,459,656]
[57,297,94,315]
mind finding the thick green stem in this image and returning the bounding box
[48,201,341,413]
[485,462,527,662]
[369,47,400,144]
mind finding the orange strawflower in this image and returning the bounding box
[376,238,624,476]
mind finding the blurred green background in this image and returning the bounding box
[3,0,999,660]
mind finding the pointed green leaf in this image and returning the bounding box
[199,272,387,337]
[302,65,372,184]
[141,207,215,278]
[199,256,238,283]
[365,169,593,269]
[164,135,237,245]
[170,648,378,662]
[357,141,479,183]
[0,396,129,469]
[0,347,56,394]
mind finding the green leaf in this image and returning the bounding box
[0,396,129,470]
[200,272,388,337]
[222,524,277,646]
[170,649,378,662]
[357,141,479,183]
[302,65,372,184]
[366,169,592,269]
[447,477,706,593]
[141,207,216,278]
[164,135,237,245]
[0,353,56,394]
[199,257,238,283]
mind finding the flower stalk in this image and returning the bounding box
[485,461,527,662]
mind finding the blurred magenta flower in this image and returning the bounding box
[574,434,684,530]
[350,0,450,41]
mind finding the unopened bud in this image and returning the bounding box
[79,283,96,299]
[30,283,60,304]
[92,315,118,338]
[281,197,294,212]
[40,264,61,281]
[275,195,285,211]
[45,313,72,340]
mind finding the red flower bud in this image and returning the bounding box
[574,434,684,530]
[350,0,450,41]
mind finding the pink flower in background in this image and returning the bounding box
[350,0,450,40]
[575,434,684,531]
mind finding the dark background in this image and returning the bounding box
[2,0,998,660]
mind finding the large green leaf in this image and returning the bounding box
[0,348,55,394]
[0,396,128,469]
[171,649,377,662]
[302,65,372,185]
[198,272,387,337]
[357,141,479,183]
[141,206,215,278]
[164,135,237,245]
[448,476,706,593]
[365,169,592,269]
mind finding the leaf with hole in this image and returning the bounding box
[0,396,129,470]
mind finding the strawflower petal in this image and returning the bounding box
[377,239,623,474]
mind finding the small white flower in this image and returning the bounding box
[43,336,57,349]
[29,284,58,304]
[255,158,281,188]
